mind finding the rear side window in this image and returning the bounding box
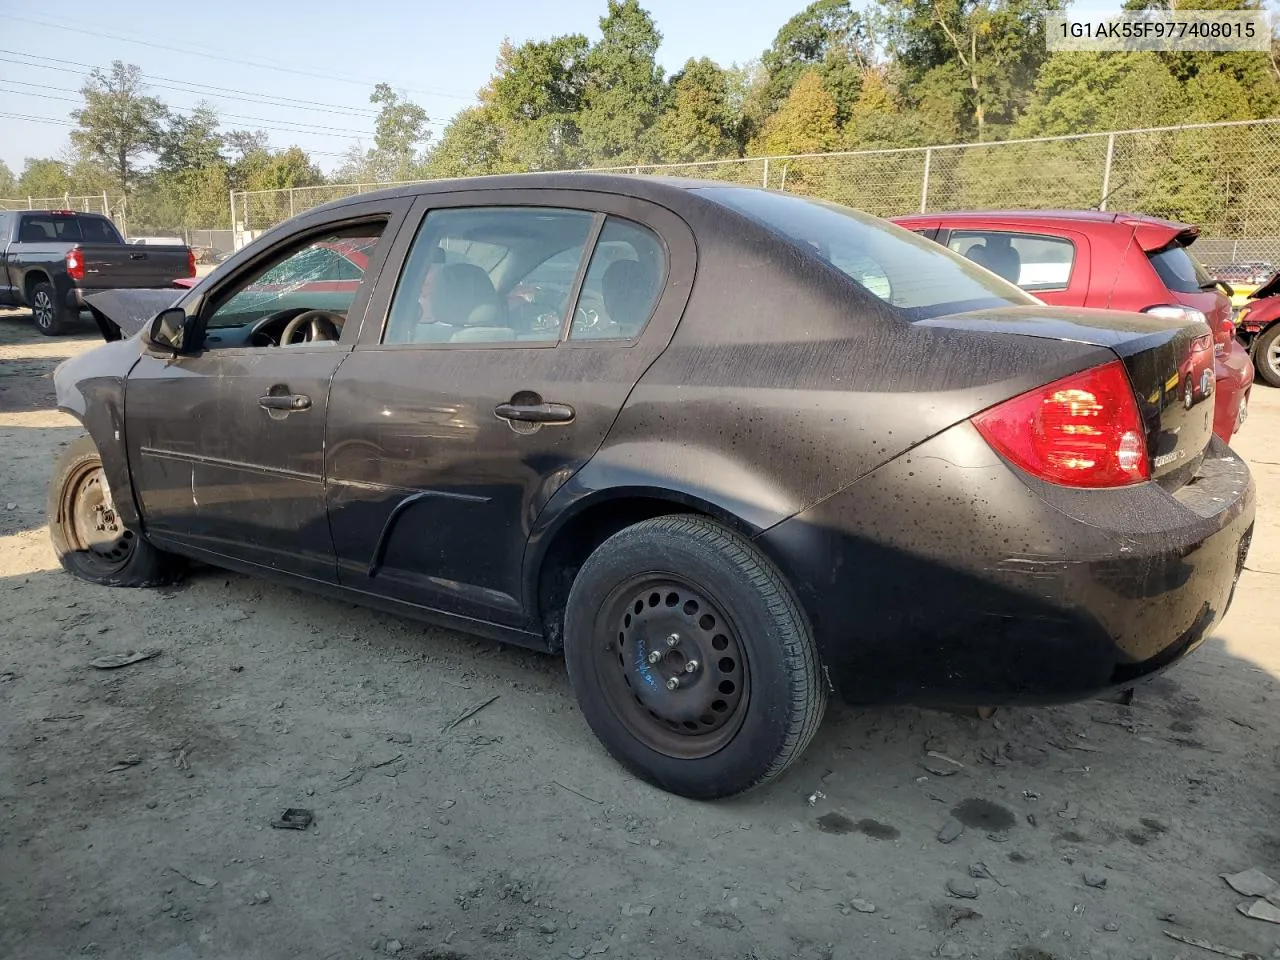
[947,230,1076,292]
[570,218,666,340]
[700,188,1035,320]
[79,217,122,243]
[1148,244,1214,295]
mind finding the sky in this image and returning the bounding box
[0,0,794,185]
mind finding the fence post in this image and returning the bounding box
[27,197,32,209]
[919,147,932,213]
[103,191,109,217]
[763,157,770,189]
[228,189,236,241]
[1099,133,1116,211]
[288,188,295,219]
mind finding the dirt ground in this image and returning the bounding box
[1,307,1278,960]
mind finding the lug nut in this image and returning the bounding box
[665,677,681,691]
[647,650,662,665]
[684,660,699,674]
[666,633,680,647]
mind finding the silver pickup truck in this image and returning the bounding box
[0,210,193,335]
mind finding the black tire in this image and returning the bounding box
[1254,323,1280,388]
[563,515,826,800]
[30,280,72,336]
[48,436,184,587]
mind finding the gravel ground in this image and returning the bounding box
[1,307,1278,960]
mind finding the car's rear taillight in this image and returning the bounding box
[1144,304,1207,325]
[186,248,196,277]
[972,360,1150,488]
[65,247,84,281]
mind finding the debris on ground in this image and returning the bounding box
[170,866,218,888]
[850,898,876,914]
[938,819,964,844]
[946,879,979,899]
[922,752,965,777]
[1083,871,1108,889]
[969,863,1004,886]
[938,941,964,958]
[89,649,161,670]
[1057,801,1078,820]
[441,694,500,732]
[621,903,654,917]
[382,939,402,955]
[106,755,142,773]
[249,890,271,905]
[947,906,981,927]
[1238,899,1280,924]
[806,790,825,806]
[1163,929,1265,959]
[269,808,313,831]
[1222,869,1280,900]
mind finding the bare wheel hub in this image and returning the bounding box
[600,579,750,759]
[67,466,135,564]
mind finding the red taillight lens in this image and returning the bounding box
[973,360,1150,488]
[186,248,196,277]
[64,247,84,281]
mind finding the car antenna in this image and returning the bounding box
[1097,176,1129,213]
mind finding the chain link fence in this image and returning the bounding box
[0,194,114,215]
[226,117,1280,269]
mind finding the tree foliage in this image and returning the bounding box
[70,61,167,195]
[579,0,667,163]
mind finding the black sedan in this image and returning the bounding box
[50,174,1254,800]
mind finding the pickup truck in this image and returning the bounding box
[0,209,194,335]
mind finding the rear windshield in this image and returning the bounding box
[17,214,122,244]
[698,188,1036,320]
[1148,243,1215,295]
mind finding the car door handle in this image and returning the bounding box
[494,401,575,423]
[259,393,311,411]
[129,252,147,260]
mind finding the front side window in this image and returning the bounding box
[947,230,1077,291]
[205,225,385,330]
[570,218,666,340]
[700,187,1036,321]
[382,207,594,346]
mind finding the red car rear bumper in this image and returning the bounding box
[1214,338,1254,441]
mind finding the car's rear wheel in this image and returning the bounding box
[49,436,184,587]
[1254,323,1280,388]
[563,515,825,800]
[30,280,71,336]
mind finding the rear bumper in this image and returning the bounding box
[758,424,1255,706]
[1213,339,1254,440]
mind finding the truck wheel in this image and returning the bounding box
[49,436,184,587]
[563,515,826,800]
[1254,324,1280,388]
[30,280,72,336]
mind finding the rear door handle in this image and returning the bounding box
[494,401,575,424]
[259,393,311,412]
[129,252,147,260]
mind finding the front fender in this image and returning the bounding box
[53,338,145,530]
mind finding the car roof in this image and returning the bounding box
[307,172,733,217]
[894,209,1192,231]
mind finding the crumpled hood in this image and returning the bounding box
[83,288,183,340]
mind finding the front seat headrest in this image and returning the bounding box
[427,262,507,328]
[601,259,658,333]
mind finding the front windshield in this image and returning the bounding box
[699,187,1037,320]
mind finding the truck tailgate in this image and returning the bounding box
[77,243,191,290]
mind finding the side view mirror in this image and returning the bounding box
[144,307,196,355]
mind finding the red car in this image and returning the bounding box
[1235,271,1280,387]
[893,210,1254,442]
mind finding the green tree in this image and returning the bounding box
[70,61,166,196]
[759,0,871,122]
[422,106,506,179]
[225,129,271,160]
[482,35,590,170]
[656,57,741,162]
[157,103,225,173]
[883,0,1062,141]
[0,160,15,196]
[364,83,431,181]
[749,69,840,156]
[17,158,72,198]
[579,0,667,164]
[1014,53,1139,136]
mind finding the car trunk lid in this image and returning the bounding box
[918,305,1217,488]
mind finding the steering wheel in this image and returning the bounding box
[280,310,343,345]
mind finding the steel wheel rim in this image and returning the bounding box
[33,290,54,328]
[1267,338,1280,377]
[62,462,135,569]
[591,575,750,759]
